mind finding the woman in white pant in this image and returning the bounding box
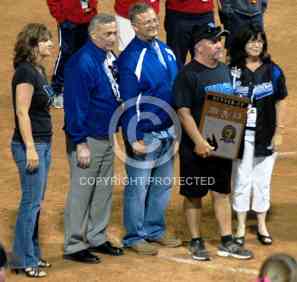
[229,24,288,246]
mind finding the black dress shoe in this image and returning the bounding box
[63,249,101,264]
[89,241,124,256]
[257,232,272,245]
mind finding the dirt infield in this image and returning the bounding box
[0,1,296,281]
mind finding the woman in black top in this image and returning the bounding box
[10,23,54,278]
[229,25,287,246]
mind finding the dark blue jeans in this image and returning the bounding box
[11,142,51,268]
[222,12,264,49]
[165,10,214,69]
[52,21,89,94]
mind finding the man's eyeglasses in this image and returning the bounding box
[136,17,159,27]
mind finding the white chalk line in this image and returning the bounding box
[158,251,259,276]
[107,232,259,276]
[108,232,259,276]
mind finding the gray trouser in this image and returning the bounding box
[64,137,114,255]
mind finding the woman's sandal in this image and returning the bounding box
[38,259,51,268]
[13,267,47,278]
[257,232,273,245]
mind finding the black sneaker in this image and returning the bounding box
[217,240,253,260]
[189,239,210,261]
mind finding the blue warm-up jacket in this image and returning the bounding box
[64,40,119,144]
[118,37,178,142]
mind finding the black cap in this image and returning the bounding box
[192,23,229,47]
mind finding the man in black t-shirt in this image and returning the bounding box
[174,23,253,261]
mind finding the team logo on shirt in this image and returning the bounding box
[220,125,236,143]
[204,83,234,95]
[43,85,55,106]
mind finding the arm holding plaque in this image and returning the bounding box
[177,107,214,158]
[199,92,249,160]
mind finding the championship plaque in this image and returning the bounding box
[199,92,249,160]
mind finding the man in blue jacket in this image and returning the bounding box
[118,3,182,256]
[63,13,123,264]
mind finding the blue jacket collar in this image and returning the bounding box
[132,36,162,50]
[85,39,107,63]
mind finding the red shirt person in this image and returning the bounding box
[47,0,97,24]
[165,0,214,68]
[114,0,160,51]
[47,0,98,108]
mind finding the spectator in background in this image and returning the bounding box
[114,0,160,51]
[165,0,215,68]
[257,253,297,282]
[0,243,7,282]
[47,0,98,108]
[218,0,268,49]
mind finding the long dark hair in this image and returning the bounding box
[13,23,52,69]
[229,24,271,69]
